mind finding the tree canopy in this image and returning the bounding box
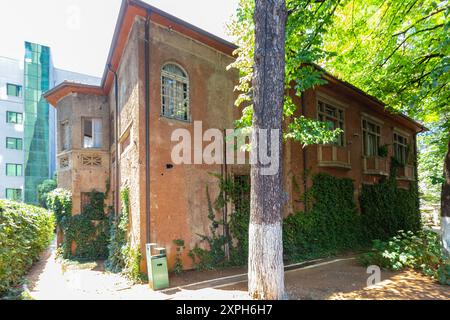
[227,0,449,204]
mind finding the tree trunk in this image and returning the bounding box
[248,0,287,300]
[441,139,450,255]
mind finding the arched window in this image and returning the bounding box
[161,63,190,121]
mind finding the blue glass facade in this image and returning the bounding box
[23,42,51,203]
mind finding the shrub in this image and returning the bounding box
[437,263,450,285]
[46,188,72,225]
[37,179,57,209]
[359,230,448,282]
[0,200,55,295]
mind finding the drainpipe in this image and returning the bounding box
[108,63,120,216]
[300,93,308,212]
[144,10,152,244]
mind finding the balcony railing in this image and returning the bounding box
[363,156,389,176]
[317,145,351,169]
[397,164,416,181]
[57,149,109,171]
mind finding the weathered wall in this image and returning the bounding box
[56,93,110,215]
[110,17,145,252]
[146,21,240,270]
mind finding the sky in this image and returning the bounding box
[0,0,239,78]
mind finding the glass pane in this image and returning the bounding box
[93,119,102,148]
[84,118,93,148]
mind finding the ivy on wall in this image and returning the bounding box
[106,187,142,282]
[190,162,420,269]
[48,188,109,261]
[284,173,363,262]
[189,176,250,270]
[360,158,421,241]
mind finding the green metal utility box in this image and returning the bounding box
[146,243,169,290]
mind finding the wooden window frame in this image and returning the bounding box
[362,117,382,157]
[316,95,346,147]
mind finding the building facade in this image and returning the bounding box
[0,41,100,203]
[45,0,425,271]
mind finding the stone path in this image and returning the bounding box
[24,242,449,300]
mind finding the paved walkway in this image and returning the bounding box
[24,242,449,300]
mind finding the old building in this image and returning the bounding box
[0,42,99,204]
[44,0,424,271]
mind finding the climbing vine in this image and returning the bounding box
[284,173,363,262]
[360,158,421,241]
[189,174,250,270]
[172,239,185,275]
[191,160,420,268]
[60,190,109,260]
[106,187,142,282]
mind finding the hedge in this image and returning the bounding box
[0,200,55,295]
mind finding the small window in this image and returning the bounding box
[119,79,127,112]
[394,133,409,165]
[6,188,22,201]
[161,63,190,121]
[81,192,92,212]
[61,121,70,151]
[120,131,131,155]
[362,119,381,157]
[317,100,345,146]
[6,137,23,150]
[7,83,22,97]
[6,164,23,177]
[83,118,103,149]
[6,111,23,124]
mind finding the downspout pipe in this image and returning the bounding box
[300,93,308,212]
[144,10,152,244]
[108,63,120,216]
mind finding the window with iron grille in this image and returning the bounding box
[161,63,189,122]
[394,133,408,165]
[362,119,381,157]
[317,100,345,146]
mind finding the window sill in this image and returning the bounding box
[160,114,191,124]
[318,161,352,170]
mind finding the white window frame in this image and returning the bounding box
[83,117,103,149]
[161,63,190,122]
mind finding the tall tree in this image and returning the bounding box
[322,0,449,251]
[228,0,343,299]
[442,141,450,254]
[248,0,287,300]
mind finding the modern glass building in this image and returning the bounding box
[23,42,51,203]
[0,41,100,204]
